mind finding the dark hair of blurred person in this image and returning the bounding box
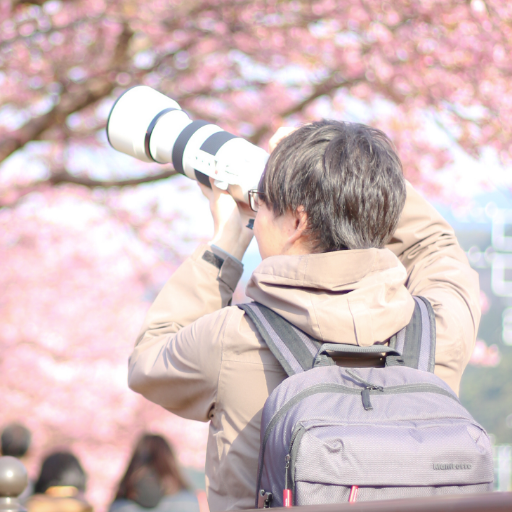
[110,434,199,512]
[27,451,92,512]
[1,423,32,457]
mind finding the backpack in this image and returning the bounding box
[238,297,494,508]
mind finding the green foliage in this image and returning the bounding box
[457,229,512,443]
[460,347,512,444]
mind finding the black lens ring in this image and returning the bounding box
[171,120,210,175]
[144,108,179,162]
[194,170,213,188]
[194,131,238,188]
[199,130,238,156]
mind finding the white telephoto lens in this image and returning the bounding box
[149,109,192,164]
[215,138,269,189]
[181,124,225,180]
[107,86,271,205]
[107,85,181,162]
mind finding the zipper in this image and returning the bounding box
[361,387,373,410]
[283,455,292,507]
[288,425,306,498]
[256,381,460,494]
[284,454,291,489]
[346,369,384,411]
[349,485,359,503]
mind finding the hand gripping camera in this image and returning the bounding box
[106,86,269,204]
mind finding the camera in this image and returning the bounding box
[106,86,269,203]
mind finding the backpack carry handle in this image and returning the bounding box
[313,343,401,368]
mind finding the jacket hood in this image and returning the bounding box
[245,248,415,346]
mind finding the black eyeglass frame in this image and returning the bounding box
[248,190,266,213]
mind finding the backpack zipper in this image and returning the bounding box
[361,386,378,411]
[284,454,291,489]
[257,381,460,496]
[349,485,359,503]
[346,370,384,411]
[287,425,306,499]
[283,454,292,507]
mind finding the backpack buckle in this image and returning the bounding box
[258,490,273,508]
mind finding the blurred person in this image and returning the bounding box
[128,121,481,510]
[1,422,34,503]
[110,434,199,512]
[26,451,92,512]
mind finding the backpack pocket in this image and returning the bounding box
[290,420,494,505]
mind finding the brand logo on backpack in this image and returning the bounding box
[433,463,472,470]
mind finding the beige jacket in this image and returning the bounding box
[128,182,480,512]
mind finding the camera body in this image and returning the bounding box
[107,86,269,203]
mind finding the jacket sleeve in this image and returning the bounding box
[386,182,481,394]
[128,244,244,421]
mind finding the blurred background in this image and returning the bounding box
[1,0,512,510]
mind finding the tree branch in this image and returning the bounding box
[11,0,50,7]
[0,19,87,49]
[0,23,133,164]
[0,167,179,209]
[48,168,179,188]
[248,74,364,145]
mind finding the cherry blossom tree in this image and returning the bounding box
[0,187,210,508]
[1,0,512,199]
[1,0,512,509]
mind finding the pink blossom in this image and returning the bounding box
[469,340,501,367]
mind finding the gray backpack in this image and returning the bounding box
[239,297,494,508]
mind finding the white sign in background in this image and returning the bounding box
[491,210,512,346]
[467,208,512,346]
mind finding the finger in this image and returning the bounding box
[269,127,297,153]
[209,177,230,195]
[197,181,213,199]
[237,201,256,219]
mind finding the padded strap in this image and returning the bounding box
[416,296,436,372]
[239,296,436,377]
[386,296,436,372]
[238,303,324,377]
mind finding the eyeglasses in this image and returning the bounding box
[248,190,266,213]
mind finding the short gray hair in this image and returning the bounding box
[259,120,406,252]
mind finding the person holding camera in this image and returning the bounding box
[128,121,480,511]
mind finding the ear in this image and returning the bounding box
[287,206,308,245]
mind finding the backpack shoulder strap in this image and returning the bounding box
[237,302,328,377]
[239,296,436,376]
[387,296,436,372]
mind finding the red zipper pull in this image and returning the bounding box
[349,485,358,503]
[283,489,292,507]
